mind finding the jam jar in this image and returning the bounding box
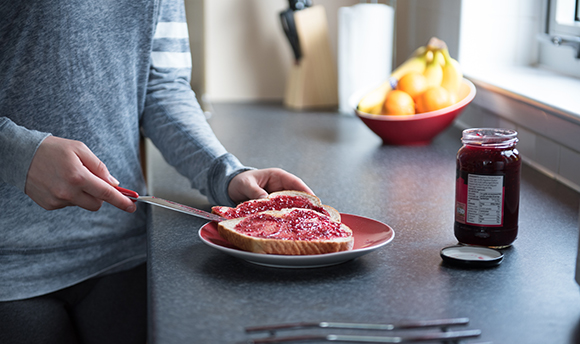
[454,128,521,248]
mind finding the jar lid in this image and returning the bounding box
[461,128,518,147]
[440,245,504,268]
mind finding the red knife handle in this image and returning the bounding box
[114,186,139,199]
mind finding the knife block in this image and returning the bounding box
[284,5,338,110]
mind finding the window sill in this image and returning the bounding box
[465,65,580,120]
[456,65,580,193]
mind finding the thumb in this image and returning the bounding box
[241,185,268,200]
[74,143,119,186]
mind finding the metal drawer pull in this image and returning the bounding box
[245,329,482,343]
[246,318,470,333]
[245,318,483,343]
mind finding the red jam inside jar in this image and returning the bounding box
[454,128,521,248]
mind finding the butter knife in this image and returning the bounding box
[114,186,225,222]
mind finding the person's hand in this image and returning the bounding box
[24,136,137,212]
[227,168,314,204]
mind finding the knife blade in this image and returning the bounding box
[114,186,225,222]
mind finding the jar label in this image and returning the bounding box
[455,174,504,227]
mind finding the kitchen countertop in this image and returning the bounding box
[146,103,580,344]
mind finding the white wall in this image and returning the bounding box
[458,0,542,74]
[394,0,462,66]
[188,0,359,102]
[188,0,465,103]
[456,0,580,193]
[186,0,463,103]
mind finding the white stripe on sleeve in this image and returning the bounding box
[151,52,192,69]
[153,22,189,39]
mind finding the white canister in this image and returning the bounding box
[337,2,395,114]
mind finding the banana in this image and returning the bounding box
[390,49,428,80]
[357,80,392,114]
[358,49,428,114]
[357,37,464,114]
[423,50,444,88]
[440,47,463,104]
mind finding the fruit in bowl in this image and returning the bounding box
[354,37,476,145]
[356,78,475,145]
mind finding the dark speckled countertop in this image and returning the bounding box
[146,103,580,344]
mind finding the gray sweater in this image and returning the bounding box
[0,0,248,301]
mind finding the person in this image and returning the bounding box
[0,1,312,343]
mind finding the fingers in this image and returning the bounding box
[228,168,314,204]
[73,146,135,212]
[33,163,135,213]
[227,172,265,203]
[25,136,137,213]
[81,174,136,213]
[251,168,314,195]
[268,168,314,195]
[74,142,120,186]
[25,171,106,212]
[60,191,105,212]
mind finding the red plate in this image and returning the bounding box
[198,213,394,268]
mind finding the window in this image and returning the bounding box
[538,0,580,77]
[546,0,580,37]
[410,0,580,191]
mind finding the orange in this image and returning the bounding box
[415,86,453,113]
[396,72,428,100]
[382,90,415,116]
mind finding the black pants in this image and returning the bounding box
[0,263,147,344]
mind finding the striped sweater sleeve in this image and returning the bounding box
[141,0,251,207]
[151,13,192,70]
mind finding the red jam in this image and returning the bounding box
[454,128,521,248]
[217,195,329,219]
[234,209,351,241]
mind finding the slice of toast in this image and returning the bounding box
[217,208,354,255]
[212,190,341,222]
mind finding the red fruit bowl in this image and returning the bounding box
[354,78,476,145]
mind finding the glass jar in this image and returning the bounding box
[454,128,521,248]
